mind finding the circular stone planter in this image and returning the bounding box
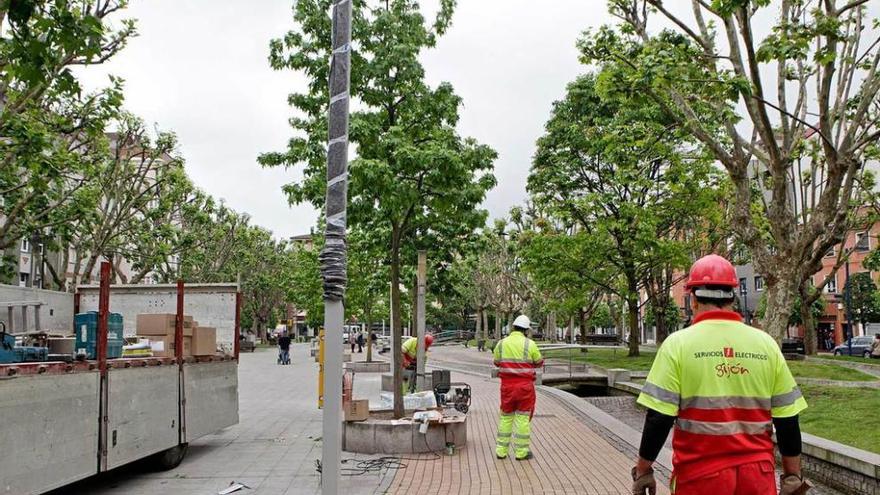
[342,410,467,454]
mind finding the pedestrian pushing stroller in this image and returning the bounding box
[278,348,290,365]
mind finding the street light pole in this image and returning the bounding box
[319,2,352,494]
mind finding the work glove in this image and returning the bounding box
[631,467,656,495]
[780,474,813,495]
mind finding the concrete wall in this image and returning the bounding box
[0,371,100,494]
[0,283,75,334]
[78,283,239,345]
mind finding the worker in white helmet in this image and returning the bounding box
[493,314,543,460]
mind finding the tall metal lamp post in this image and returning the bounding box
[319,1,352,493]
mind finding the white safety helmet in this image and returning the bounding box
[512,314,531,331]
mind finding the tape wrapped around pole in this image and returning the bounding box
[319,0,352,302]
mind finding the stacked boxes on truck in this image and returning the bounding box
[136,313,193,357]
[191,326,217,356]
[74,312,124,359]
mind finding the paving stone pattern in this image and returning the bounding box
[387,371,667,495]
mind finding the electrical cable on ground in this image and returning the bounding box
[314,433,446,478]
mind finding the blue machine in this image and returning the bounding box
[74,312,124,359]
[0,328,49,364]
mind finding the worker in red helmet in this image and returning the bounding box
[632,254,810,495]
[401,333,434,394]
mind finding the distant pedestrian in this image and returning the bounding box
[357,331,365,353]
[277,331,291,365]
[871,333,880,359]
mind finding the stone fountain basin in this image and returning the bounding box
[342,409,467,454]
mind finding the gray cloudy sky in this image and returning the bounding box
[78,1,613,239]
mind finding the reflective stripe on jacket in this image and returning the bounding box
[493,331,544,382]
[637,309,807,483]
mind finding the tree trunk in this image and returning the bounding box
[81,253,100,285]
[365,307,373,362]
[547,311,556,342]
[627,296,640,357]
[567,315,574,344]
[763,277,798,343]
[482,309,489,344]
[494,310,501,339]
[475,307,482,344]
[579,307,587,345]
[799,285,818,355]
[390,234,404,418]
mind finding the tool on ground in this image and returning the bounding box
[431,369,471,414]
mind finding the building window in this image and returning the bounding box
[20,239,30,253]
[826,276,838,294]
[855,232,870,252]
[18,273,28,287]
[754,276,764,292]
[739,278,748,295]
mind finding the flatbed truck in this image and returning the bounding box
[0,264,241,494]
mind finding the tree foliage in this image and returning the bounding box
[0,1,135,254]
[529,73,724,355]
[263,0,495,416]
[582,0,880,342]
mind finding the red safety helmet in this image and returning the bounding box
[685,254,738,291]
[425,334,434,347]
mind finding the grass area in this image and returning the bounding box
[821,354,880,365]
[786,361,877,382]
[543,348,657,371]
[799,384,880,454]
[542,348,878,381]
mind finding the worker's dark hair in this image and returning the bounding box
[693,284,736,308]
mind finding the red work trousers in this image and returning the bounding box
[499,379,536,417]
[673,461,776,495]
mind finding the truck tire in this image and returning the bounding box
[152,443,188,470]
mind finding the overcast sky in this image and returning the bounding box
[76,1,614,239]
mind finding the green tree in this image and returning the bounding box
[262,0,495,417]
[42,114,192,289]
[582,0,880,343]
[347,226,389,361]
[0,1,135,257]
[845,272,880,332]
[529,74,721,356]
[756,291,826,328]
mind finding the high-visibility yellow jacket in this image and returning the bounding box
[493,331,544,382]
[637,310,807,483]
[401,337,426,368]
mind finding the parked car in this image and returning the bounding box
[781,337,805,355]
[832,336,875,358]
[373,335,391,353]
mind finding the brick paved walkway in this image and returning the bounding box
[387,347,670,495]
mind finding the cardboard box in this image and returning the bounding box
[191,327,217,356]
[344,399,370,422]
[149,335,192,358]
[136,314,193,337]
